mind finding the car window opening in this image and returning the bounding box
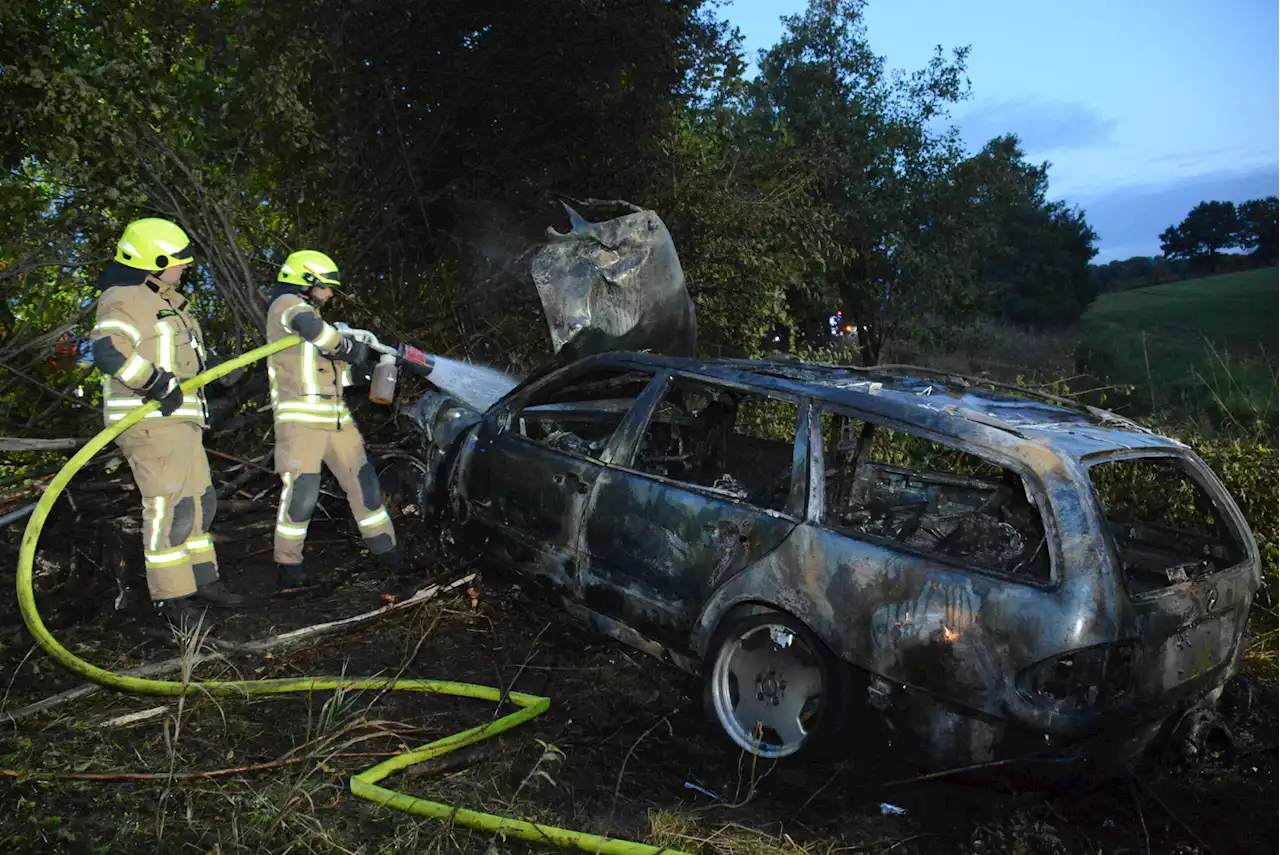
[1089,456,1244,595]
[820,411,1051,581]
[516,368,655,458]
[632,377,799,512]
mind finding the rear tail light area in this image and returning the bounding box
[1017,641,1136,715]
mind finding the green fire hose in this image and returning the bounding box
[15,334,687,855]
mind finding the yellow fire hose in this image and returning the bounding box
[15,334,688,855]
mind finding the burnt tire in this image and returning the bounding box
[701,610,853,762]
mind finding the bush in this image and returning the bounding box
[1180,433,1279,574]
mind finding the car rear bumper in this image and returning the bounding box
[879,660,1235,772]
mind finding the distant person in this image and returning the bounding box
[89,218,245,629]
[264,249,417,592]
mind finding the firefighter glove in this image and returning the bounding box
[142,367,185,416]
[335,335,372,365]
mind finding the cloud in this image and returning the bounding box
[1068,163,1280,261]
[954,98,1118,155]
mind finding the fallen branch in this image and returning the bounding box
[0,757,303,782]
[99,705,169,728]
[214,451,272,499]
[1,653,225,726]
[404,745,495,780]
[1135,777,1222,855]
[0,461,61,489]
[0,748,417,783]
[205,448,273,472]
[0,574,476,725]
[208,447,344,501]
[215,574,475,655]
[0,437,87,452]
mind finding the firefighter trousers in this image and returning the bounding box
[114,421,220,601]
[272,422,396,565]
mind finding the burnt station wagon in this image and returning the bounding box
[409,353,1261,771]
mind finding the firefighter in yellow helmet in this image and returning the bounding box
[89,218,245,629]
[266,249,413,591]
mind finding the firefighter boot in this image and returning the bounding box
[374,545,427,601]
[374,544,419,578]
[277,562,317,594]
[195,580,246,608]
[154,595,208,633]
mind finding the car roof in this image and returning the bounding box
[581,352,1188,461]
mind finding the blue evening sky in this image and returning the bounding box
[726,0,1279,261]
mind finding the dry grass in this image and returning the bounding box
[648,810,814,855]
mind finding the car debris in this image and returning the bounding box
[683,781,723,800]
[407,204,1262,776]
[532,200,697,361]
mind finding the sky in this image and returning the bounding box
[725,0,1280,261]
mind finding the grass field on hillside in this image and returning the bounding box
[1080,266,1278,431]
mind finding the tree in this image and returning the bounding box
[1089,255,1189,293]
[0,0,1106,445]
[0,0,740,439]
[0,0,734,365]
[1159,201,1241,271]
[961,136,1099,327]
[1237,196,1278,262]
[746,0,973,363]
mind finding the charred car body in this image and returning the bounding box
[409,205,1261,772]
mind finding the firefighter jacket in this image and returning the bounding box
[266,285,355,430]
[89,273,209,427]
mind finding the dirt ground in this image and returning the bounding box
[1,507,1276,855]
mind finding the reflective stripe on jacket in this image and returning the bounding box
[266,288,354,430]
[90,277,209,427]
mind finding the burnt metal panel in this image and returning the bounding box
[532,205,697,360]
[579,466,799,648]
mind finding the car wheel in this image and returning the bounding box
[702,610,850,761]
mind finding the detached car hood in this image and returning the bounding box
[532,203,697,361]
[410,203,697,467]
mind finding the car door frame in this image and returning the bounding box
[570,369,814,645]
[602,369,813,520]
[466,356,670,590]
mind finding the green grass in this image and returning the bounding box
[1080,266,1278,432]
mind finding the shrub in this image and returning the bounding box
[1179,433,1279,576]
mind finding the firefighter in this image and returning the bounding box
[89,218,245,629]
[266,249,413,591]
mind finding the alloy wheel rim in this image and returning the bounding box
[710,621,825,758]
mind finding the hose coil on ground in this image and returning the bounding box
[15,334,687,855]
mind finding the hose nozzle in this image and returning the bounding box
[397,344,436,377]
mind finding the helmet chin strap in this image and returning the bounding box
[302,285,331,307]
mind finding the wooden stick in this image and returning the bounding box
[0,437,87,452]
[0,749,408,783]
[205,448,272,473]
[0,758,302,782]
[99,705,169,728]
[215,574,476,655]
[0,574,476,725]
[1,654,224,726]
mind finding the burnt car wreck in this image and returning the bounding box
[408,204,1262,774]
